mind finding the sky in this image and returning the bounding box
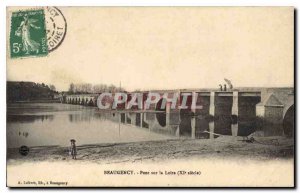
[7,7,294,91]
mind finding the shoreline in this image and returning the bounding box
[8,99,61,103]
[7,136,294,165]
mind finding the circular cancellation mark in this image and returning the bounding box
[44,6,67,52]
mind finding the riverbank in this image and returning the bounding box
[8,99,61,103]
[7,136,294,165]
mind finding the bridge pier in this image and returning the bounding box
[232,91,239,115]
[191,92,197,139]
[166,101,171,127]
[209,92,215,116]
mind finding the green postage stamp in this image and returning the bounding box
[9,9,48,58]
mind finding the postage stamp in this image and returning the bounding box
[9,9,48,58]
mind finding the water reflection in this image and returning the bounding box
[7,114,54,123]
[7,102,278,148]
[7,104,175,148]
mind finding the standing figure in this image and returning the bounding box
[15,14,41,54]
[70,139,77,160]
[219,84,223,91]
[224,84,227,91]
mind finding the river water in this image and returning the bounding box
[7,102,260,148]
[7,103,176,148]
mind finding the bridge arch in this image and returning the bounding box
[88,98,94,106]
[283,104,294,137]
[155,98,167,127]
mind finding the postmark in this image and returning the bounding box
[44,7,67,52]
[10,9,48,58]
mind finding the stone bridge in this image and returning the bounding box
[61,87,294,137]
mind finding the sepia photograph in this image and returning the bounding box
[6,6,294,187]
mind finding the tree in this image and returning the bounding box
[68,83,75,94]
[68,83,124,94]
[108,84,117,93]
[49,85,56,91]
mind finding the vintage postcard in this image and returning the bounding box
[6,7,294,187]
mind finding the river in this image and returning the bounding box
[7,103,176,148]
[7,102,261,148]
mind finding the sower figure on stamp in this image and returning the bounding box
[15,14,41,54]
[69,139,77,160]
